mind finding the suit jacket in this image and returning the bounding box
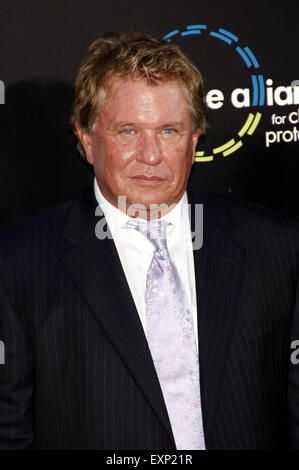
[0,184,298,450]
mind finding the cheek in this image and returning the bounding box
[163,141,194,177]
[95,141,136,174]
[108,148,137,174]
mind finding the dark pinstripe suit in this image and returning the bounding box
[0,184,298,449]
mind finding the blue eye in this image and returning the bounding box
[122,129,134,134]
[163,129,175,134]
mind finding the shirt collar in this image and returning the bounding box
[93,177,189,238]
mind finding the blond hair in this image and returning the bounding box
[70,31,207,158]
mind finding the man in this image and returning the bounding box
[0,31,298,450]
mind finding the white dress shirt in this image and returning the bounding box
[94,178,199,351]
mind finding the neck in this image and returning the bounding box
[125,202,177,220]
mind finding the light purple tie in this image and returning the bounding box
[128,219,205,450]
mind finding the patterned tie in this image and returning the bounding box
[127,219,205,450]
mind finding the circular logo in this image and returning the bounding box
[164,25,264,162]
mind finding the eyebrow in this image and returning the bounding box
[112,122,136,128]
[112,121,188,129]
[159,122,188,129]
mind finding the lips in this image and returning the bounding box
[131,175,165,183]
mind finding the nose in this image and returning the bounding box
[136,131,163,165]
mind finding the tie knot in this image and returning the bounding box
[147,220,168,253]
[147,219,167,239]
[126,219,168,251]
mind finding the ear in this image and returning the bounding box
[191,131,200,164]
[76,126,94,165]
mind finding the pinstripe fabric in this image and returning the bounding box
[0,184,298,449]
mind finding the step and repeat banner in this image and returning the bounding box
[0,0,298,227]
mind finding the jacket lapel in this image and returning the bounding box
[62,185,176,446]
[187,187,246,448]
[62,184,246,449]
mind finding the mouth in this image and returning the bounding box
[131,175,165,185]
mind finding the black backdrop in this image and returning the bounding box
[0,0,298,228]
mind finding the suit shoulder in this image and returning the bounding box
[225,194,299,237]
[189,186,299,247]
[0,197,74,263]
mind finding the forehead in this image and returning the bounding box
[98,75,191,125]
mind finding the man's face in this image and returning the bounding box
[78,75,199,218]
